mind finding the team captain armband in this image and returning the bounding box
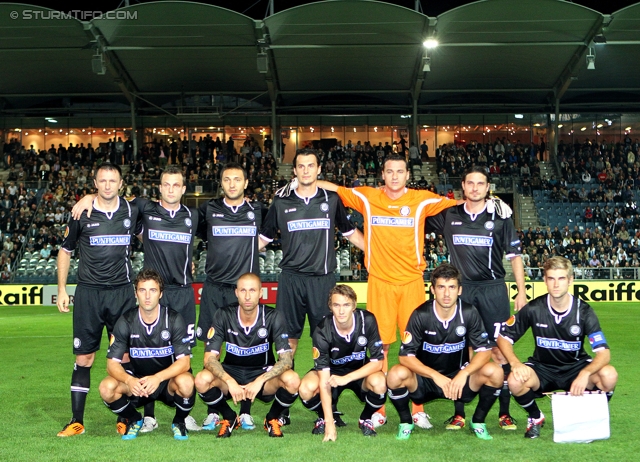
[588,331,608,349]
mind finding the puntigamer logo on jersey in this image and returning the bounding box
[452,234,493,247]
[149,230,192,243]
[287,219,330,232]
[89,235,131,246]
[371,216,414,227]
[211,226,257,236]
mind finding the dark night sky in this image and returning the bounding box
[13,0,640,19]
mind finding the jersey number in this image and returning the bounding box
[493,322,501,340]
[187,324,195,342]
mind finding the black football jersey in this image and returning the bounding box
[500,294,609,367]
[427,203,521,281]
[134,198,197,287]
[197,199,265,285]
[61,197,137,286]
[107,305,191,378]
[399,299,494,376]
[312,309,384,375]
[204,304,291,368]
[260,188,355,274]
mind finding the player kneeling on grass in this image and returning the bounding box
[497,256,618,439]
[99,269,195,441]
[194,273,300,438]
[387,264,503,441]
[299,285,386,441]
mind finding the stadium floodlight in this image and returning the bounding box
[423,38,438,49]
[45,117,58,123]
[515,114,524,119]
[586,45,596,70]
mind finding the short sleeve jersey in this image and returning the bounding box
[204,304,291,368]
[135,198,197,287]
[197,199,264,285]
[61,197,137,286]
[427,203,522,281]
[107,305,191,378]
[260,188,355,275]
[312,310,384,375]
[399,300,494,376]
[336,186,456,284]
[500,294,609,367]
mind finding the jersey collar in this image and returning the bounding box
[333,313,356,342]
[294,186,318,205]
[223,198,244,214]
[463,202,488,221]
[237,304,260,335]
[92,197,120,220]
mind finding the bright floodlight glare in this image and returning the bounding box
[423,39,438,49]
[515,114,524,119]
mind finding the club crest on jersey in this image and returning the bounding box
[484,220,494,230]
[123,218,132,229]
[505,315,516,326]
[197,327,203,338]
[570,325,581,336]
[400,206,410,216]
[401,331,412,344]
[207,327,215,339]
[247,211,255,220]
[185,218,192,228]
[320,202,329,212]
[258,328,268,339]
[357,336,367,346]
[312,347,320,359]
[73,337,81,349]
[161,330,171,341]
[456,326,466,337]
[109,334,115,346]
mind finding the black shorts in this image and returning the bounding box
[163,285,196,347]
[409,374,477,405]
[461,279,510,340]
[129,379,174,409]
[526,359,593,396]
[197,280,236,341]
[277,271,334,339]
[223,363,274,403]
[72,284,137,355]
[332,377,367,403]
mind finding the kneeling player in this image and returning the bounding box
[99,269,195,440]
[299,285,386,441]
[387,264,503,440]
[194,273,300,438]
[497,256,618,439]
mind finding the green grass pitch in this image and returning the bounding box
[1,302,638,461]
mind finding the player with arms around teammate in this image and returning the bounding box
[299,285,386,440]
[427,165,525,430]
[71,164,200,432]
[387,264,503,440]
[57,163,138,437]
[194,273,300,438]
[99,269,195,440]
[497,256,618,439]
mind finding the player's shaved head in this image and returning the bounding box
[237,272,262,287]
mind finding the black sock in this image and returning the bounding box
[173,391,196,424]
[360,390,386,421]
[104,395,141,422]
[198,388,229,419]
[144,401,155,419]
[472,386,500,424]
[301,394,323,418]
[498,368,512,416]
[71,364,91,423]
[454,399,466,418]
[388,387,412,424]
[239,399,252,416]
[266,388,298,421]
[606,390,614,402]
[514,390,541,419]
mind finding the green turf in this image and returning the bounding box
[0,303,638,461]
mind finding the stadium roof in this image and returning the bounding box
[1,0,640,123]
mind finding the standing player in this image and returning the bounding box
[71,164,200,432]
[57,164,138,437]
[299,285,386,440]
[497,257,618,438]
[195,162,267,430]
[386,264,503,440]
[194,273,300,438]
[426,166,526,430]
[99,269,195,440]
[259,149,364,357]
[316,154,458,428]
